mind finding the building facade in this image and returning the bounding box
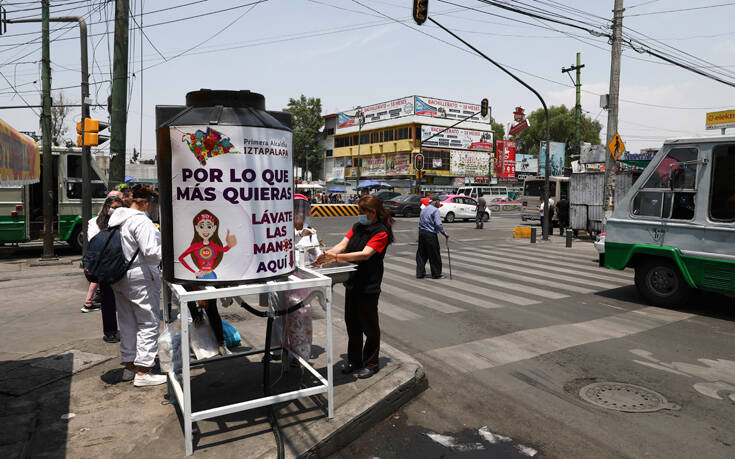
[322,95,494,194]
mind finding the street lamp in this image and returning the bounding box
[355,107,365,194]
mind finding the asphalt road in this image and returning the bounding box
[311,213,735,459]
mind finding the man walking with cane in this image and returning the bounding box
[416,196,449,279]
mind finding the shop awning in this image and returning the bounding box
[0,118,40,186]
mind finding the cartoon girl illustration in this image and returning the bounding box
[178,210,237,279]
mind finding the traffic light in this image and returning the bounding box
[414,153,424,171]
[480,98,489,118]
[76,118,110,147]
[413,0,428,25]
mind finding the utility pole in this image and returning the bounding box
[108,0,129,189]
[603,0,624,223]
[562,52,584,164]
[40,0,54,260]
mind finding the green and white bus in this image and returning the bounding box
[605,136,735,305]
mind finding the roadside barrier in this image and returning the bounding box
[311,204,359,217]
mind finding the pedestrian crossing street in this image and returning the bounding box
[325,240,693,375]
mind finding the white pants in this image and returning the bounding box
[112,266,161,368]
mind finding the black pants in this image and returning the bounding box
[475,210,484,229]
[188,300,224,345]
[100,283,118,337]
[344,289,380,370]
[558,214,569,234]
[416,230,442,278]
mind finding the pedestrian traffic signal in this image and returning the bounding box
[76,118,110,147]
[414,153,424,171]
[480,98,489,118]
[413,0,429,25]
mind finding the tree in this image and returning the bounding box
[490,119,505,152]
[284,95,324,180]
[515,105,602,161]
[51,90,73,146]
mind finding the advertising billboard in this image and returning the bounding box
[495,140,516,178]
[705,109,735,130]
[386,153,410,175]
[415,96,490,123]
[515,154,538,173]
[0,118,40,186]
[539,141,566,176]
[420,126,493,151]
[450,150,490,176]
[362,155,386,176]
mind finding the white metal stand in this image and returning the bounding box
[165,267,334,456]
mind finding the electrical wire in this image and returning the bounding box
[627,2,735,17]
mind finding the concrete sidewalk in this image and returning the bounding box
[0,255,426,458]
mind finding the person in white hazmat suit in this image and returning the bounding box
[107,184,167,387]
[269,194,323,364]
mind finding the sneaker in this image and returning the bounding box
[133,372,167,387]
[218,344,232,356]
[356,367,378,379]
[122,368,135,382]
[103,333,120,343]
[80,303,100,313]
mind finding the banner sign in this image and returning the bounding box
[414,96,490,123]
[495,140,516,178]
[450,150,490,176]
[336,97,414,130]
[420,126,493,151]
[515,153,538,173]
[706,109,735,130]
[432,158,443,168]
[0,118,40,186]
[171,125,293,281]
[539,141,566,176]
[363,155,386,176]
[386,153,410,175]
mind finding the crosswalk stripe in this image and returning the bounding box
[475,246,632,280]
[388,258,568,301]
[496,242,596,259]
[381,268,513,309]
[495,244,599,263]
[450,248,629,284]
[332,285,422,321]
[419,307,692,374]
[380,281,466,314]
[449,250,628,289]
[446,258,596,295]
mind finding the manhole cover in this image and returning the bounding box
[579,382,680,412]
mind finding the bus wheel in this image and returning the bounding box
[69,227,83,252]
[635,259,691,307]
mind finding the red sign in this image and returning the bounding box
[513,106,526,123]
[495,140,516,178]
[509,119,529,137]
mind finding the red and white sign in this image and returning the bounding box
[513,106,526,123]
[495,140,516,178]
[509,119,529,137]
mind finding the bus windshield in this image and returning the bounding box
[524,180,556,197]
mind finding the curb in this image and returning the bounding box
[301,346,428,458]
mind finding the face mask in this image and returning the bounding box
[357,214,369,225]
[107,207,116,216]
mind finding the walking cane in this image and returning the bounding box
[445,237,453,280]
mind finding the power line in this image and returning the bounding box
[627,1,735,17]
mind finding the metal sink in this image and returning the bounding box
[310,262,356,285]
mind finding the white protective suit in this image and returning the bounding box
[108,207,162,367]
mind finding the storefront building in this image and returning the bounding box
[322,96,494,195]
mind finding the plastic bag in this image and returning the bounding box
[158,325,181,373]
[221,320,241,348]
[189,313,218,360]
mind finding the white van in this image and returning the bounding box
[520,176,569,222]
[455,185,509,202]
[605,136,735,305]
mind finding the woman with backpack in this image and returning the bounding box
[107,185,167,387]
[83,191,124,343]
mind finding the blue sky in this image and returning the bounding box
[1,0,733,159]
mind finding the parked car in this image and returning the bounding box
[384,194,422,217]
[375,191,401,202]
[434,194,491,223]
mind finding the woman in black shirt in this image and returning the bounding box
[315,194,393,379]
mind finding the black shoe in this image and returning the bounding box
[341,363,359,374]
[431,274,447,279]
[356,367,377,379]
[416,275,426,279]
[103,333,120,343]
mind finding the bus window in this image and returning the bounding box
[710,144,735,222]
[524,180,556,197]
